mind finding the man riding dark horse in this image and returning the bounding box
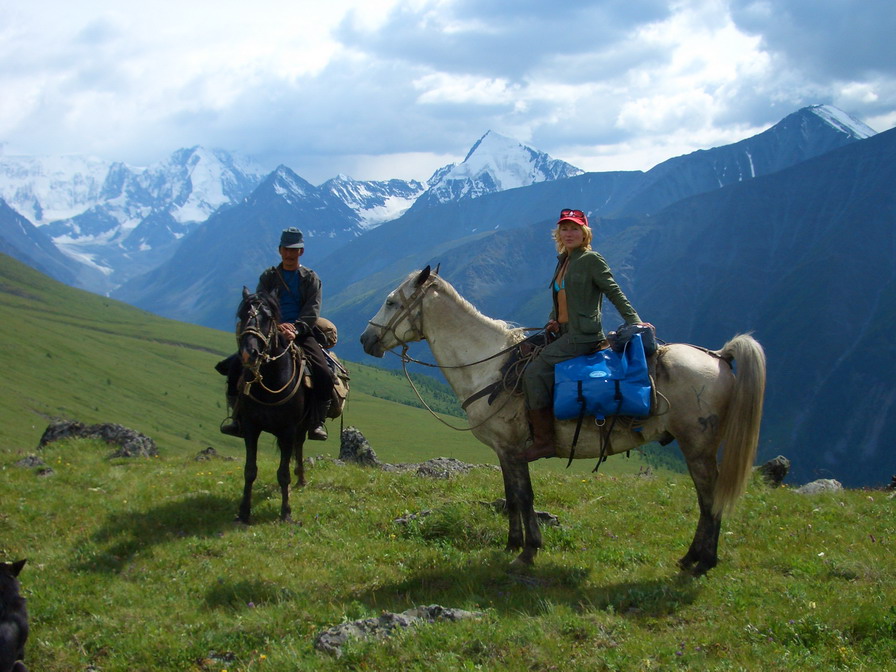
[219,226,335,440]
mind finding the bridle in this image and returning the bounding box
[366,275,540,431]
[366,277,434,349]
[237,298,303,405]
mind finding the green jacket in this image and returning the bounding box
[550,247,641,343]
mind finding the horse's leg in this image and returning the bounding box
[276,434,293,522]
[293,433,306,487]
[498,451,542,566]
[238,429,260,524]
[678,440,722,575]
[497,453,524,552]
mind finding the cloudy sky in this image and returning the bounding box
[2,0,894,184]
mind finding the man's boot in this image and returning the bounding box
[524,407,556,461]
[308,399,330,441]
[220,394,243,437]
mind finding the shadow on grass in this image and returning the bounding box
[204,578,300,610]
[69,487,288,574]
[351,554,701,620]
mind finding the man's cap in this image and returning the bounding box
[280,227,305,249]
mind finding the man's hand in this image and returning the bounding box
[545,320,561,334]
[277,322,297,341]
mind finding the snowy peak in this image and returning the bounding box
[320,174,427,229]
[161,146,266,223]
[0,154,113,223]
[808,104,876,139]
[416,130,583,207]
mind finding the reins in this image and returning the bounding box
[388,343,533,432]
[238,301,305,406]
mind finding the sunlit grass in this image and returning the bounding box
[3,439,894,671]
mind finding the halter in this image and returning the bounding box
[366,277,434,348]
[237,298,303,405]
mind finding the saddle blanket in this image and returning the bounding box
[553,333,652,421]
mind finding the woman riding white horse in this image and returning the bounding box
[360,267,765,574]
[523,208,646,462]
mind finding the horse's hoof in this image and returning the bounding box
[234,516,250,526]
[678,555,715,576]
[511,548,537,567]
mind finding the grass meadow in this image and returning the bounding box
[1,254,894,670]
[5,442,895,671]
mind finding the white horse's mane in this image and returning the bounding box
[426,273,528,343]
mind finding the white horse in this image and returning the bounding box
[360,267,766,574]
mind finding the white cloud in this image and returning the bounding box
[0,0,893,182]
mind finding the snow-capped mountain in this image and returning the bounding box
[411,130,584,209]
[320,175,427,229]
[809,104,876,139]
[0,105,876,299]
[0,154,113,224]
[0,147,266,292]
[113,164,369,328]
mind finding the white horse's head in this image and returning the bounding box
[360,266,435,357]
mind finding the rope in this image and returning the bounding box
[392,340,541,433]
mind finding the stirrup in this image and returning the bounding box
[220,418,243,438]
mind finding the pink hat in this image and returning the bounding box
[557,208,588,227]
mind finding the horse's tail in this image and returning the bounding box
[712,333,767,516]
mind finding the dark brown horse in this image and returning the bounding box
[0,559,28,672]
[233,288,313,524]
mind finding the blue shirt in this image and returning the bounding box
[278,269,302,322]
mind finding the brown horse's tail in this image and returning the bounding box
[712,333,767,516]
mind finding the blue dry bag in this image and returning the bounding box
[553,333,652,421]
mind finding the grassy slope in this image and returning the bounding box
[0,253,662,471]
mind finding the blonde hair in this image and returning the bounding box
[552,223,593,253]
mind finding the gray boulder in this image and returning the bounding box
[756,455,790,486]
[794,478,843,495]
[339,426,380,466]
[314,605,483,657]
[38,420,158,458]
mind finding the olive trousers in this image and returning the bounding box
[522,332,601,410]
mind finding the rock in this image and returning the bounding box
[414,457,474,479]
[194,447,235,462]
[38,420,158,458]
[14,455,46,469]
[313,605,483,657]
[339,427,380,466]
[756,455,790,486]
[794,478,843,495]
[394,510,432,526]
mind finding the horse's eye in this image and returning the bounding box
[386,299,397,308]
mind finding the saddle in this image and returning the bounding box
[461,331,552,410]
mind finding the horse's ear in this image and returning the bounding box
[415,266,431,287]
[242,286,250,299]
[434,263,440,275]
